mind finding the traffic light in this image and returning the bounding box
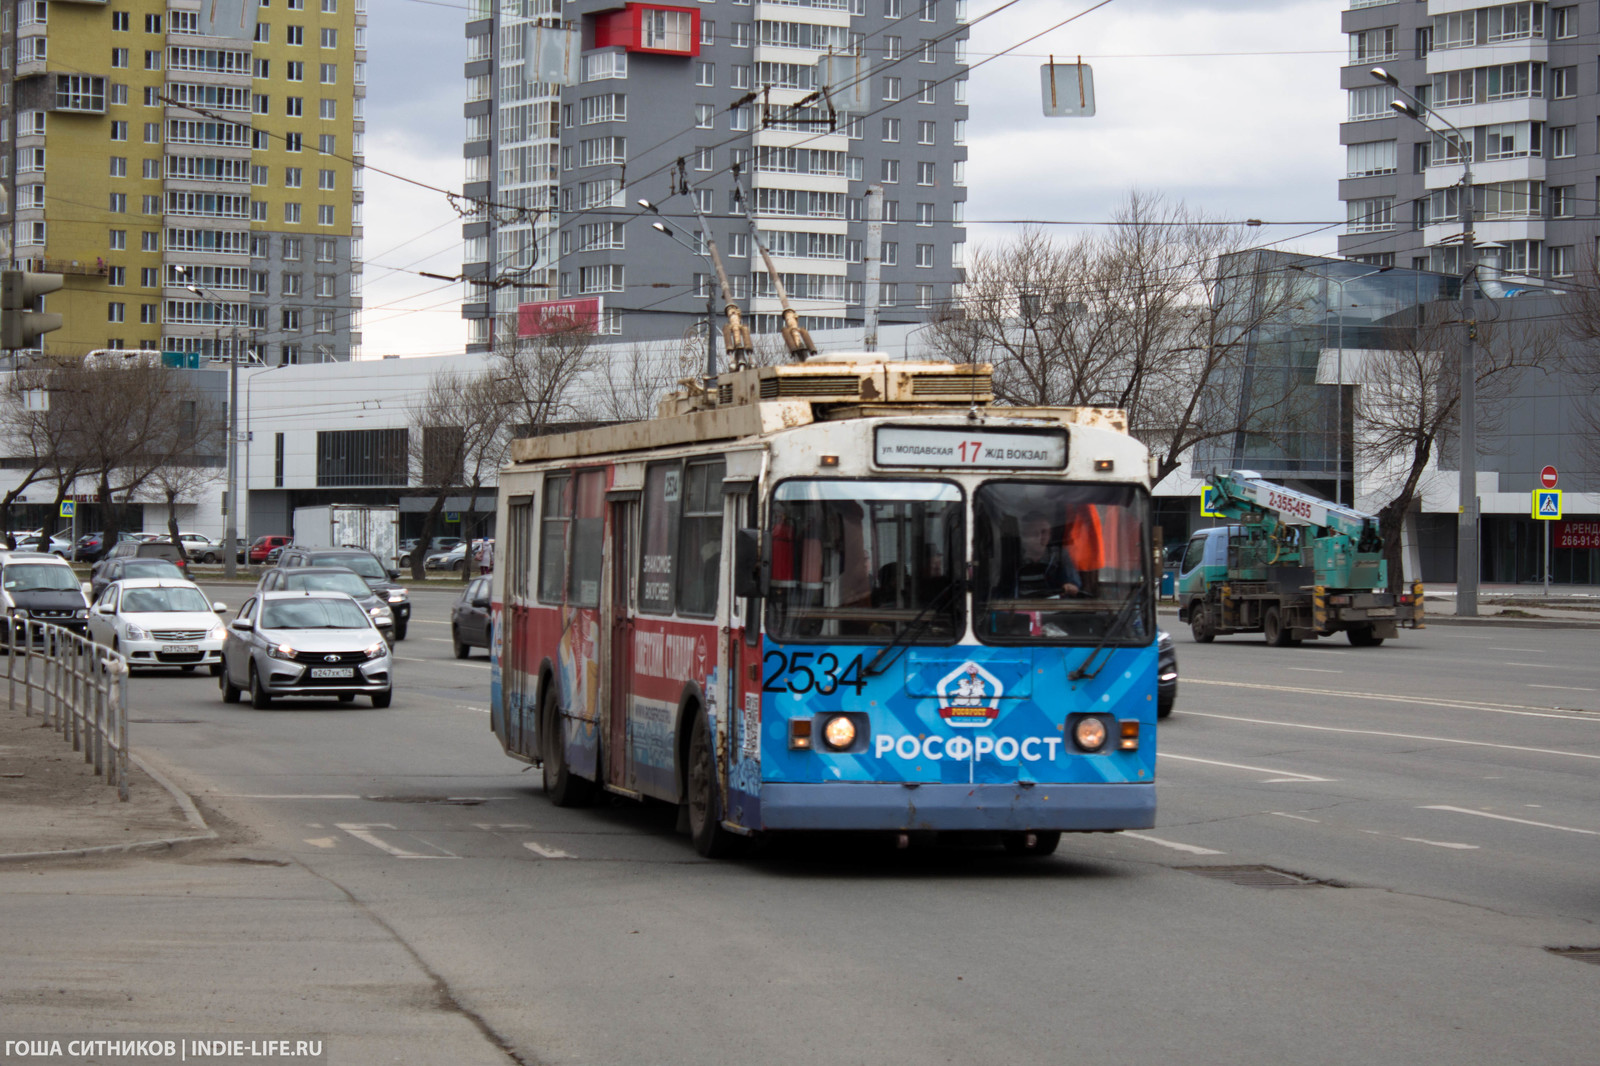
[1,270,64,350]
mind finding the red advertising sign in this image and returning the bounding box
[1554,520,1600,551]
[517,297,601,338]
[1540,465,1559,489]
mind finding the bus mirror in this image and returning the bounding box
[734,528,764,600]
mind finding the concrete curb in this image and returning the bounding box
[0,750,216,866]
[1155,606,1600,630]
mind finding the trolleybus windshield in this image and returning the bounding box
[766,479,963,643]
[973,481,1150,643]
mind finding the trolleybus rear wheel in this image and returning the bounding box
[541,684,595,807]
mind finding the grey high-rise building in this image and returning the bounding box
[463,0,969,352]
[1339,0,1598,279]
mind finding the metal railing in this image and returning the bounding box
[6,617,131,801]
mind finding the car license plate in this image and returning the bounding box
[1367,608,1395,618]
[310,667,355,679]
[162,644,198,654]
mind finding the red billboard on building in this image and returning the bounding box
[1554,520,1600,550]
[517,298,602,338]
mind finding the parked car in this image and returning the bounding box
[89,556,187,601]
[246,535,292,564]
[1157,628,1177,719]
[425,544,466,571]
[265,545,286,565]
[219,590,393,708]
[176,533,224,563]
[451,575,492,658]
[0,551,90,640]
[87,578,227,673]
[397,537,461,568]
[274,547,410,639]
[257,566,395,641]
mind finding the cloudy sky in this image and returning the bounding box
[361,0,1345,358]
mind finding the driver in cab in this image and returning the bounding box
[1009,512,1082,599]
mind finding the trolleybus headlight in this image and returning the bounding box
[822,715,857,750]
[1073,716,1108,752]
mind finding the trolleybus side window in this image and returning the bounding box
[567,470,606,608]
[507,495,534,601]
[539,474,571,603]
[766,479,963,643]
[677,459,726,618]
[640,462,682,616]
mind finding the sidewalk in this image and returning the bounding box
[0,696,213,863]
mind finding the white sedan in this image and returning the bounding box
[87,578,229,674]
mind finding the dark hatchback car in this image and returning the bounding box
[1157,629,1178,719]
[275,547,411,640]
[0,552,90,638]
[89,556,186,600]
[450,575,492,658]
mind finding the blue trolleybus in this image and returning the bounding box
[489,354,1158,857]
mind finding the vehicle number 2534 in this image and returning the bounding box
[762,651,868,695]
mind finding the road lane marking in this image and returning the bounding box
[1185,711,1600,762]
[1421,806,1600,836]
[1490,647,1538,653]
[336,822,458,858]
[472,823,532,830]
[395,655,491,669]
[422,637,451,643]
[1270,812,1321,823]
[1187,678,1598,720]
[524,841,574,859]
[1287,667,1343,674]
[1528,684,1597,693]
[1160,752,1334,783]
[1120,832,1223,855]
[304,837,338,848]
[1502,662,1544,668]
[1402,838,1479,850]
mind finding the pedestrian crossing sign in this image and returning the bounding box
[1533,489,1561,520]
[58,500,74,518]
[1200,486,1225,518]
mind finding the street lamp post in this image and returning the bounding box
[1289,264,1390,507]
[183,275,240,579]
[1371,66,1479,616]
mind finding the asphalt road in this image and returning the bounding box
[3,589,1598,1066]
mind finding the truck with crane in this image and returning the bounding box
[1174,471,1424,647]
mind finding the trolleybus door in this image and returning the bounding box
[503,495,535,756]
[605,497,637,789]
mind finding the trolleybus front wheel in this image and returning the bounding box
[687,710,745,859]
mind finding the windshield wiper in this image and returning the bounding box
[863,577,963,677]
[1066,578,1148,682]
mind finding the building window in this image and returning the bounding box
[695,103,714,128]
[108,302,126,323]
[917,79,935,104]
[319,169,335,190]
[882,242,898,266]
[1551,185,1575,217]
[1346,140,1396,176]
[1348,26,1398,64]
[315,238,335,261]
[112,48,129,68]
[286,25,304,46]
[320,27,337,48]
[883,76,900,101]
[1554,6,1577,38]
[1347,84,1395,121]
[1552,125,1575,159]
[287,60,304,81]
[916,243,934,268]
[1550,245,1574,277]
[1552,66,1577,99]
[109,192,128,213]
[107,266,126,286]
[882,117,900,141]
[283,309,302,331]
[316,429,408,488]
[110,229,127,250]
[917,120,936,145]
[1347,196,1394,233]
[285,203,302,223]
[696,61,714,86]
[110,120,128,141]
[144,49,161,70]
[286,96,304,116]
[317,204,334,225]
[881,159,900,183]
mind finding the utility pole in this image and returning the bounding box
[863,185,883,352]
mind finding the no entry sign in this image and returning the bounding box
[1540,465,1558,489]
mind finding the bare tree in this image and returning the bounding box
[406,369,513,581]
[930,192,1307,483]
[494,321,600,434]
[590,341,693,423]
[1354,304,1547,590]
[0,369,63,545]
